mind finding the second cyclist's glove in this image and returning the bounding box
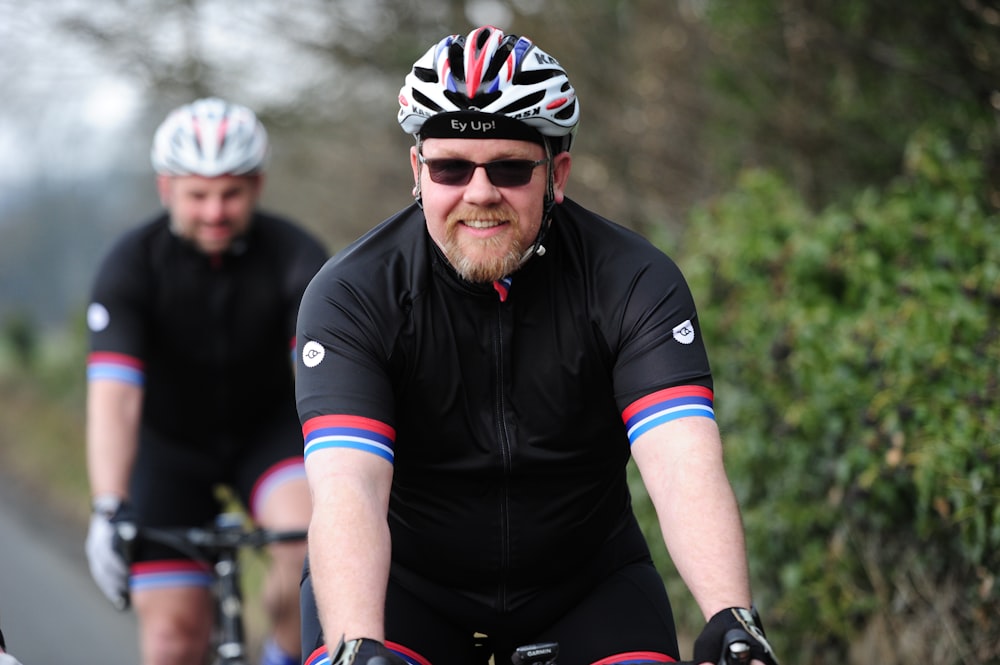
[85,494,135,611]
[329,637,409,665]
[693,606,779,665]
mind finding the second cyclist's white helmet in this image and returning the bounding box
[398,26,579,153]
[151,98,269,177]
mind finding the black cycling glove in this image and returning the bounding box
[329,637,409,665]
[693,606,779,665]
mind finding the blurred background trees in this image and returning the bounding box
[0,1,997,663]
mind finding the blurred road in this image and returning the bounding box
[0,476,140,664]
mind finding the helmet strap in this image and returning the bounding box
[518,140,556,266]
[413,137,424,208]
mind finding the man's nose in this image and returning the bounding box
[462,165,502,204]
[202,196,226,221]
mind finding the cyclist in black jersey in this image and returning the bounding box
[84,98,327,665]
[296,27,779,665]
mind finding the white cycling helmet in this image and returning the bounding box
[151,97,269,177]
[398,26,579,153]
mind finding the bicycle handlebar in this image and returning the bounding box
[116,513,307,563]
[112,513,306,665]
[511,639,753,665]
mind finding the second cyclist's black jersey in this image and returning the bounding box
[296,198,714,607]
[88,211,327,445]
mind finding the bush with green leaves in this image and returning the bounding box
[675,128,998,664]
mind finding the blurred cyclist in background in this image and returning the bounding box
[0,624,26,665]
[84,97,327,665]
[296,26,779,665]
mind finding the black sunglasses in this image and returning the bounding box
[418,154,549,187]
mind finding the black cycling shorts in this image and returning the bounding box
[128,417,304,565]
[300,558,680,665]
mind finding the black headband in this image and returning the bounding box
[419,111,546,146]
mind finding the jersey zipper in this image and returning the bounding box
[493,298,512,612]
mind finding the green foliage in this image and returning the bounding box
[0,308,91,518]
[699,0,1000,209]
[0,310,38,369]
[678,128,999,663]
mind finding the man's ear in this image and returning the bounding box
[410,146,420,180]
[156,175,172,207]
[550,152,572,204]
[250,173,266,193]
[410,146,422,200]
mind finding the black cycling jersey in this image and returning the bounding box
[88,211,328,445]
[296,197,714,612]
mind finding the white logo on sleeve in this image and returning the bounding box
[87,303,110,332]
[672,319,695,345]
[302,340,326,368]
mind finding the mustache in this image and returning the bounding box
[446,205,518,225]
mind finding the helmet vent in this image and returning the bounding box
[497,90,544,114]
[412,89,446,113]
[444,89,501,110]
[483,39,516,83]
[448,43,466,82]
[413,67,439,83]
[513,70,555,86]
[554,101,578,120]
[473,27,493,49]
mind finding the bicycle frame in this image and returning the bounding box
[117,512,306,665]
[212,513,250,664]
